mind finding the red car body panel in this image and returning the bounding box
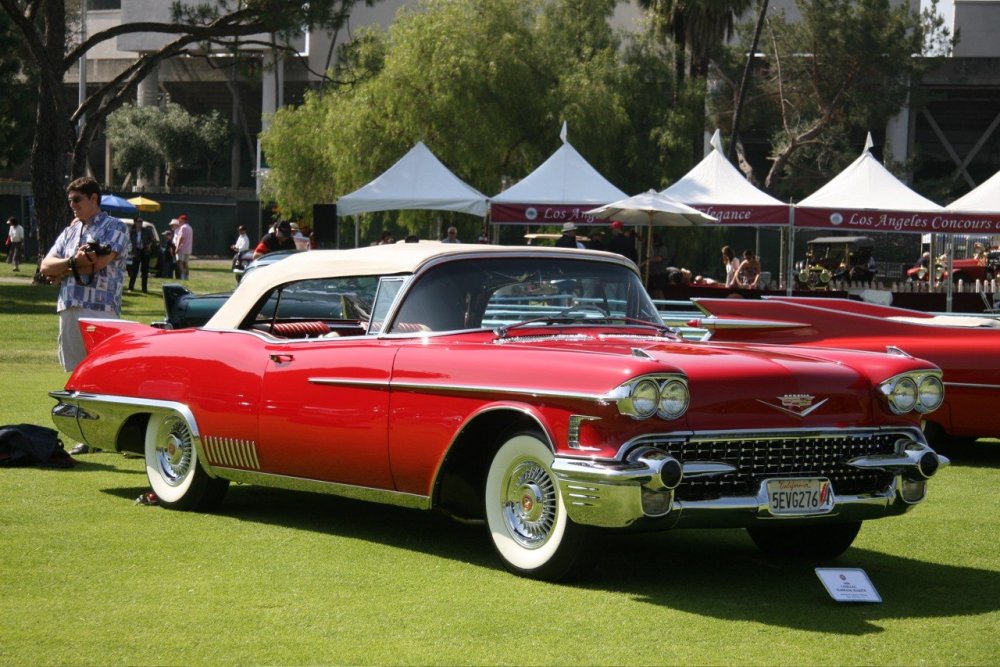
[693,296,1000,439]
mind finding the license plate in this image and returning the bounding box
[766,478,834,516]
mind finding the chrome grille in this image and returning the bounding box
[654,431,899,501]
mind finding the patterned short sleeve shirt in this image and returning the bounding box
[49,211,131,314]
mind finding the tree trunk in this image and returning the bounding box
[31,0,72,267]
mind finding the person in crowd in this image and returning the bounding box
[374,230,394,246]
[159,228,176,278]
[290,222,311,250]
[606,220,637,262]
[645,234,670,297]
[126,216,157,293]
[664,266,692,285]
[253,220,297,259]
[722,245,741,288]
[405,234,420,243]
[442,226,461,243]
[39,177,130,455]
[555,222,583,249]
[737,248,762,289]
[586,230,606,251]
[173,213,193,280]
[477,233,489,244]
[6,217,24,271]
[231,225,250,255]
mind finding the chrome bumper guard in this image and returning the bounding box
[552,440,947,529]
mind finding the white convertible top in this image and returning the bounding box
[206,242,634,329]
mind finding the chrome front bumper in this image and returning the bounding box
[551,435,948,529]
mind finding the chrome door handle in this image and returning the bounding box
[269,353,294,363]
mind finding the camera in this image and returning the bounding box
[84,240,113,256]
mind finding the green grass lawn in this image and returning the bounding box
[1,259,998,665]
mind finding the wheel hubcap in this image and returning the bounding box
[156,417,193,486]
[502,459,557,548]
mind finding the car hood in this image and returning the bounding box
[452,331,932,430]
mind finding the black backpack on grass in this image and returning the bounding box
[0,424,73,468]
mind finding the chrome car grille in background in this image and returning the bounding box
[653,432,899,501]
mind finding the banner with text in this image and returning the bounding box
[795,207,1000,234]
[491,202,790,226]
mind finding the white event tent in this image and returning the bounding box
[794,134,946,233]
[490,124,626,225]
[661,130,788,226]
[948,168,1000,217]
[336,141,488,217]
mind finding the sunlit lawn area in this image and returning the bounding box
[1,258,998,665]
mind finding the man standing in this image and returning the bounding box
[40,176,129,375]
[555,222,583,249]
[606,220,637,263]
[173,213,193,279]
[126,216,157,293]
[6,217,23,271]
[442,226,461,243]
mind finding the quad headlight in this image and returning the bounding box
[880,372,944,415]
[614,375,690,421]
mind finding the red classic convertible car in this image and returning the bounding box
[690,296,1000,448]
[51,244,947,580]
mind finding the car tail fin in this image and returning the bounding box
[78,319,150,354]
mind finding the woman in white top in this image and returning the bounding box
[722,245,740,288]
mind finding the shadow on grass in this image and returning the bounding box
[585,529,1000,635]
[938,438,1000,468]
[97,480,999,634]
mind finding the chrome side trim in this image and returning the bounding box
[308,377,391,389]
[308,376,614,403]
[944,382,1000,390]
[217,468,431,510]
[389,380,613,403]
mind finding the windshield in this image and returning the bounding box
[388,256,660,333]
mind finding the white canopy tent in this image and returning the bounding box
[490,124,626,225]
[660,130,788,226]
[949,168,1000,213]
[336,141,489,218]
[794,134,946,230]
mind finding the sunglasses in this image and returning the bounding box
[67,195,87,204]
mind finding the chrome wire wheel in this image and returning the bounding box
[501,458,558,549]
[485,432,592,580]
[154,416,194,486]
[144,411,228,511]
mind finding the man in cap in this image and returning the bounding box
[253,220,297,259]
[606,220,637,262]
[173,213,193,279]
[555,222,582,249]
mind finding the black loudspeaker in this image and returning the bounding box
[312,204,338,248]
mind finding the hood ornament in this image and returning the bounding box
[757,394,828,418]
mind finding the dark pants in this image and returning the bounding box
[128,253,151,292]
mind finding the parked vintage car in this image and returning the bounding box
[158,250,301,329]
[51,244,947,580]
[906,249,1000,284]
[690,295,999,447]
[795,236,876,289]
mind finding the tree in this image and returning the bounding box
[262,0,643,241]
[709,0,951,198]
[107,103,232,188]
[638,0,753,162]
[0,9,33,170]
[0,0,372,261]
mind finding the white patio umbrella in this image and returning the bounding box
[585,190,717,283]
